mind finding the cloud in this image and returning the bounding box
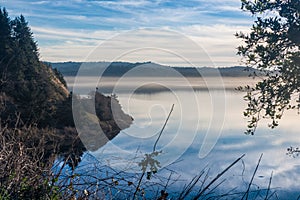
[31,26,114,41]
[30,1,49,5]
[31,24,250,66]
[1,0,254,65]
[91,0,152,7]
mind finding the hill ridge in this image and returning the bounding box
[49,61,259,77]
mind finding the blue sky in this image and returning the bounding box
[1,0,254,66]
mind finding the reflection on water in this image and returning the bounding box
[67,76,300,198]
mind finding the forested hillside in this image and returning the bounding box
[0,8,132,198]
[0,8,132,130]
[0,8,68,126]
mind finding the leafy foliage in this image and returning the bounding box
[286,146,300,157]
[236,0,300,134]
[138,151,162,178]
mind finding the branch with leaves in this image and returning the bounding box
[236,0,300,134]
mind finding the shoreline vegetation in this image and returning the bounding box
[0,8,133,199]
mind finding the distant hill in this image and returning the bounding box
[49,61,260,77]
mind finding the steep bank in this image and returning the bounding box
[0,10,132,162]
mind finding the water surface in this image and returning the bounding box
[66,76,300,198]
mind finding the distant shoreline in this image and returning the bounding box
[48,61,261,78]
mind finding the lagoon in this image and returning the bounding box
[65,76,300,198]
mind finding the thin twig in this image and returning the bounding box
[153,104,174,152]
[178,170,205,200]
[265,171,273,200]
[242,153,263,200]
[132,172,145,200]
[193,154,246,200]
[204,178,226,198]
[163,171,173,191]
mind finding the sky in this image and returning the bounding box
[1,0,254,67]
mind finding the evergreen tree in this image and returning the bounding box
[0,9,68,126]
[12,15,39,65]
[0,8,13,88]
